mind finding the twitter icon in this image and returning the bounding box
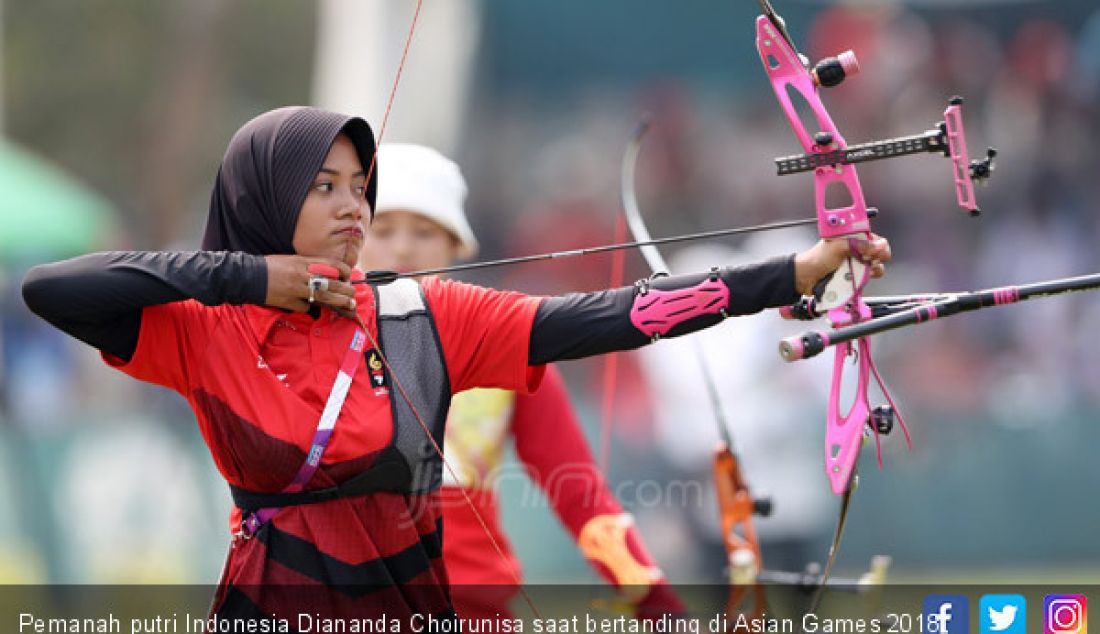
[981,594,1026,634]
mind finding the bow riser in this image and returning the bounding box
[757,14,885,496]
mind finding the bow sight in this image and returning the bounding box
[773,95,997,216]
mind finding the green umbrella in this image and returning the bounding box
[0,140,116,262]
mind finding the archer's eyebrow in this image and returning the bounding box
[317,167,367,177]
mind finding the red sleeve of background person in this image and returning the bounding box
[422,277,546,394]
[513,365,681,614]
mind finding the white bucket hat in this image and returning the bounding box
[374,143,479,259]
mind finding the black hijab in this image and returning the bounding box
[202,106,378,255]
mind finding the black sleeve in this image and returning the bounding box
[22,251,268,361]
[529,255,799,364]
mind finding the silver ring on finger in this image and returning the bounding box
[308,276,329,303]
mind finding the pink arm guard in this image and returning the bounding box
[629,269,730,341]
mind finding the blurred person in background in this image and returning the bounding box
[359,143,684,620]
[21,105,892,621]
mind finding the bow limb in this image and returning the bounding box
[620,119,671,276]
[620,120,767,622]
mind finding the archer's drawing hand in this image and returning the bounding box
[263,255,356,313]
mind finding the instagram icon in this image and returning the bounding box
[1045,595,1087,634]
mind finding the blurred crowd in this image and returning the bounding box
[1,1,1098,585]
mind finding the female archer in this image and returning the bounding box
[21,106,891,622]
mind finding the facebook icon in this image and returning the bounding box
[924,595,971,634]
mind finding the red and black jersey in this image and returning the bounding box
[103,271,543,620]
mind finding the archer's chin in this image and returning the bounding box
[335,241,363,267]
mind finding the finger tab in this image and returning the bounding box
[307,263,342,279]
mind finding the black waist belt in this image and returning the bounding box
[230,448,412,513]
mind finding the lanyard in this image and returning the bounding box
[239,327,368,537]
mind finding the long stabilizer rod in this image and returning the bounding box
[780,272,1100,361]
